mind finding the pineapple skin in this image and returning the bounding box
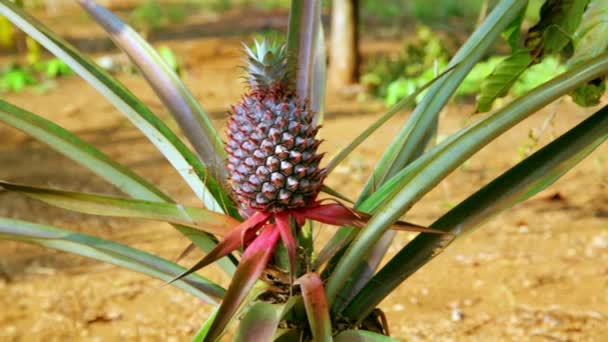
[226,89,324,212]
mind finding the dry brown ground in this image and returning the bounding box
[0,33,607,342]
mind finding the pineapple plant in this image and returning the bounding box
[0,0,607,340]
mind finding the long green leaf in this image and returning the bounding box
[0,99,236,275]
[0,181,239,236]
[326,52,608,310]
[0,218,225,303]
[0,0,237,216]
[77,0,227,185]
[343,94,608,322]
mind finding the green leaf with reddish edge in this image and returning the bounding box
[0,181,239,236]
[326,52,608,312]
[335,330,397,342]
[77,0,227,185]
[276,212,297,284]
[205,226,282,342]
[0,217,224,303]
[324,64,458,175]
[343,99,608,323]
[169,212,271,284]
[476,50,535,113]
[234,302,284,342]
[0,99,236,276]
[0,1,237,217]
[297,273,332,342]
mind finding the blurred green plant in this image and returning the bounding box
[362,25,449,105]
[0,0,607,341]
[0,58,72,93]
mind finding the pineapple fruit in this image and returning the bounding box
[225,40,325,212]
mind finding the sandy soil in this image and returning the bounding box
[1,27,608,342]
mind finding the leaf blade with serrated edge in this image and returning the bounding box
[0,217,224,302]
[0,181,239,236]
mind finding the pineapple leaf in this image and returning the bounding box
[77,0,227,187]
[326,52,608,311]
[344,100,608,322]
[204,226,281,342]
[234,302,283,342]
[286,0,323,115]
[0,217,225,303]
[335,330,398,342]
[296,272,332,342]
[169,212,271,284]
[0,0,237,217]
[0,181,239,237]
[0,97,236,276]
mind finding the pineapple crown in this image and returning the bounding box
[242,39,291,91]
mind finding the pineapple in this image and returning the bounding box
[226,40,325,212]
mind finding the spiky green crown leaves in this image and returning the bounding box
[243,39,290,91]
